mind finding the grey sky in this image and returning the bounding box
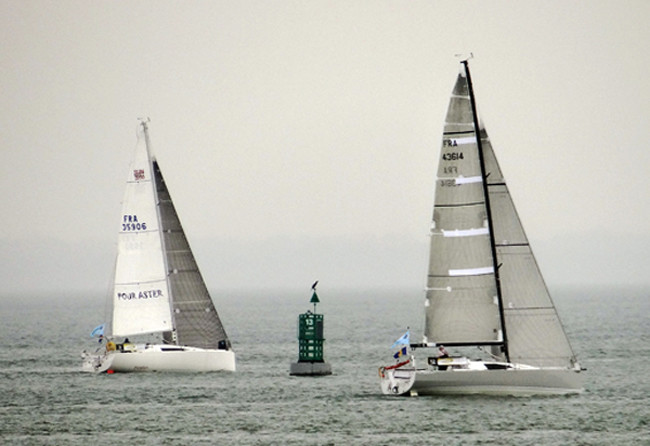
[2,1,649,295]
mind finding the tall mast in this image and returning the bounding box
[140,118,178,344]
[461,60,510,361]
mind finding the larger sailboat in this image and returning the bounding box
[379,60,583,396]
[82,119,235,373]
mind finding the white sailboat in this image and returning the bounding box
[82,119,235,373]
[379,60,583,396]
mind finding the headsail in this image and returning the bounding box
[485,136,575,367]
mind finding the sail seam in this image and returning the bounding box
[435,201,485,208]
[115,279,166,286]
[119,229,159,234]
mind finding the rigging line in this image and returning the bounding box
[145,122,178,343]
[478,346,504,361]
[503,306,555,311]
[411,341,504,348]
[462,59,510,362]
[435,201,486,208]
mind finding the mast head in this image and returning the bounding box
[310,281,320,313]
[454,53,474,77]
[454,52,474,62]
[137,117,151,133]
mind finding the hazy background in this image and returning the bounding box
[2,1,649,297]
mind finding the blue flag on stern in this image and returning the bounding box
[391,330,410,349]
[90,324,105,338]
[393,346,407,359]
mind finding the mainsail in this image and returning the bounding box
[112,125,173,337]
[425,63,576,368]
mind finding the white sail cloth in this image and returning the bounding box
[112,126,173,336]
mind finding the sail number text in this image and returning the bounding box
[440,165,458,187]
[122,214,147,231]
[442,152,464,161]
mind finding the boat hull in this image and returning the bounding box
[82,344,236,373]
[380,365,583,396]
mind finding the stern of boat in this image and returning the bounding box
[81,350,114,373]
[379,359,417,396]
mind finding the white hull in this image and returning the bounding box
[82,344,236,373]
[380,360,583,397]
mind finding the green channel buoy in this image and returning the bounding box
[289,281,332,376]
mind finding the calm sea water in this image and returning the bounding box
[0,286,647,445]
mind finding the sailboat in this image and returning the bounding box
[379,60,583,396]
[82,119,235,373]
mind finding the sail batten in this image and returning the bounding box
[448,267,495,276]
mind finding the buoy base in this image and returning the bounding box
[290,361,332,376]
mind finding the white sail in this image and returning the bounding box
[112,124,173,337]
